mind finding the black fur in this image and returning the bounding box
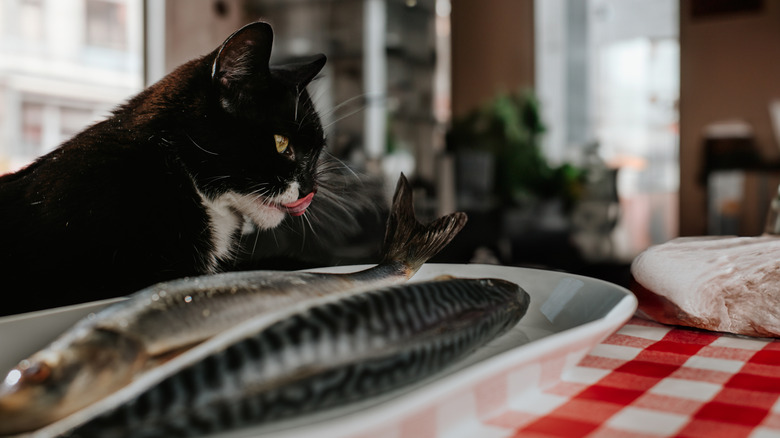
[0,22,330,314]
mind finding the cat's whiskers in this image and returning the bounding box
[304,207,321,237]
[296,78,328,128]
[248,183,272,193]
[203,175,231,188]
[320,94,367,118]
[246,184,281,209]
[300,214,321,236]
[297,214,308,252]
[186,133,219,156]
[322,105,366,131]
[296,106,317,130]
[249,192,272,206]
[247,181,272,194]
[319,190,359,221]
[303,91,325,128]
[319,151,360,180]
[268,224,281,250]
[308,94,366,131]
[294,85,301,122]
[157,137,174,147]
[248,225,262,261]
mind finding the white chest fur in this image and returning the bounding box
[199,193,241,272]
[197,182,302,272]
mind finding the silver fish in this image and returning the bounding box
[0,174,467,436]
[58,277,530,438]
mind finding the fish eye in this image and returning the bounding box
[3,369,22,386]
[274,134,291,155]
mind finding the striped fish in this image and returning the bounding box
[60,277,530,438]
[0,174,467,436]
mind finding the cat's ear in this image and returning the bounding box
[212,22,273,110]
[271,54,327,88]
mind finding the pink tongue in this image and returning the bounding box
[282,192,315,216]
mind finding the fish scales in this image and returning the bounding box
[92,268,402,356]
[68,278,530,438]
[0,174,468,435]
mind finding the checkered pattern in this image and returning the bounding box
[485,318,780,438]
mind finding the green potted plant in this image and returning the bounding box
[448,89,584,210]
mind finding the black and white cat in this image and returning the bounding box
[0,22,350,314]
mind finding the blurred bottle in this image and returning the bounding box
[570,141,620,262]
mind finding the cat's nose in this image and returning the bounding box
[297,178,317,198]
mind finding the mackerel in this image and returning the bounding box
[57,277,530,438]
[0,174,467,435]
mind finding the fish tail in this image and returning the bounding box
[380,174,467,275]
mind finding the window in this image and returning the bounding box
[20,102,44,157]
[0,0,143,173]
[536,0,679,260]
[19,0,44,42]
[86,0,128,51]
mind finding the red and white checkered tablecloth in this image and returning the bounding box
[483,317,780,438]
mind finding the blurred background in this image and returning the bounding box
[1,0,779,287]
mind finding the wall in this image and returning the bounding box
[164,0,247,74]
[450,0,535,118]
[679,0,780,236]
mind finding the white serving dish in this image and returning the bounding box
[0,264,636,438]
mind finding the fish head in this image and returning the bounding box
[476,278,521,294]
[0,327,144,434]
[477,278,531,322]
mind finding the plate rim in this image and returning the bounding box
[241,263,638,437]
[0,263,638,438]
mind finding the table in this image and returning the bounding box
[3,282,775,437]
[482,317,780,437]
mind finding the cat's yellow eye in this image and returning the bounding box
[274,135,290,155]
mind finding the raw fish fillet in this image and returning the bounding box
[630,235,780,337]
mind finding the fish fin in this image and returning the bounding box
[380,173,467,275]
